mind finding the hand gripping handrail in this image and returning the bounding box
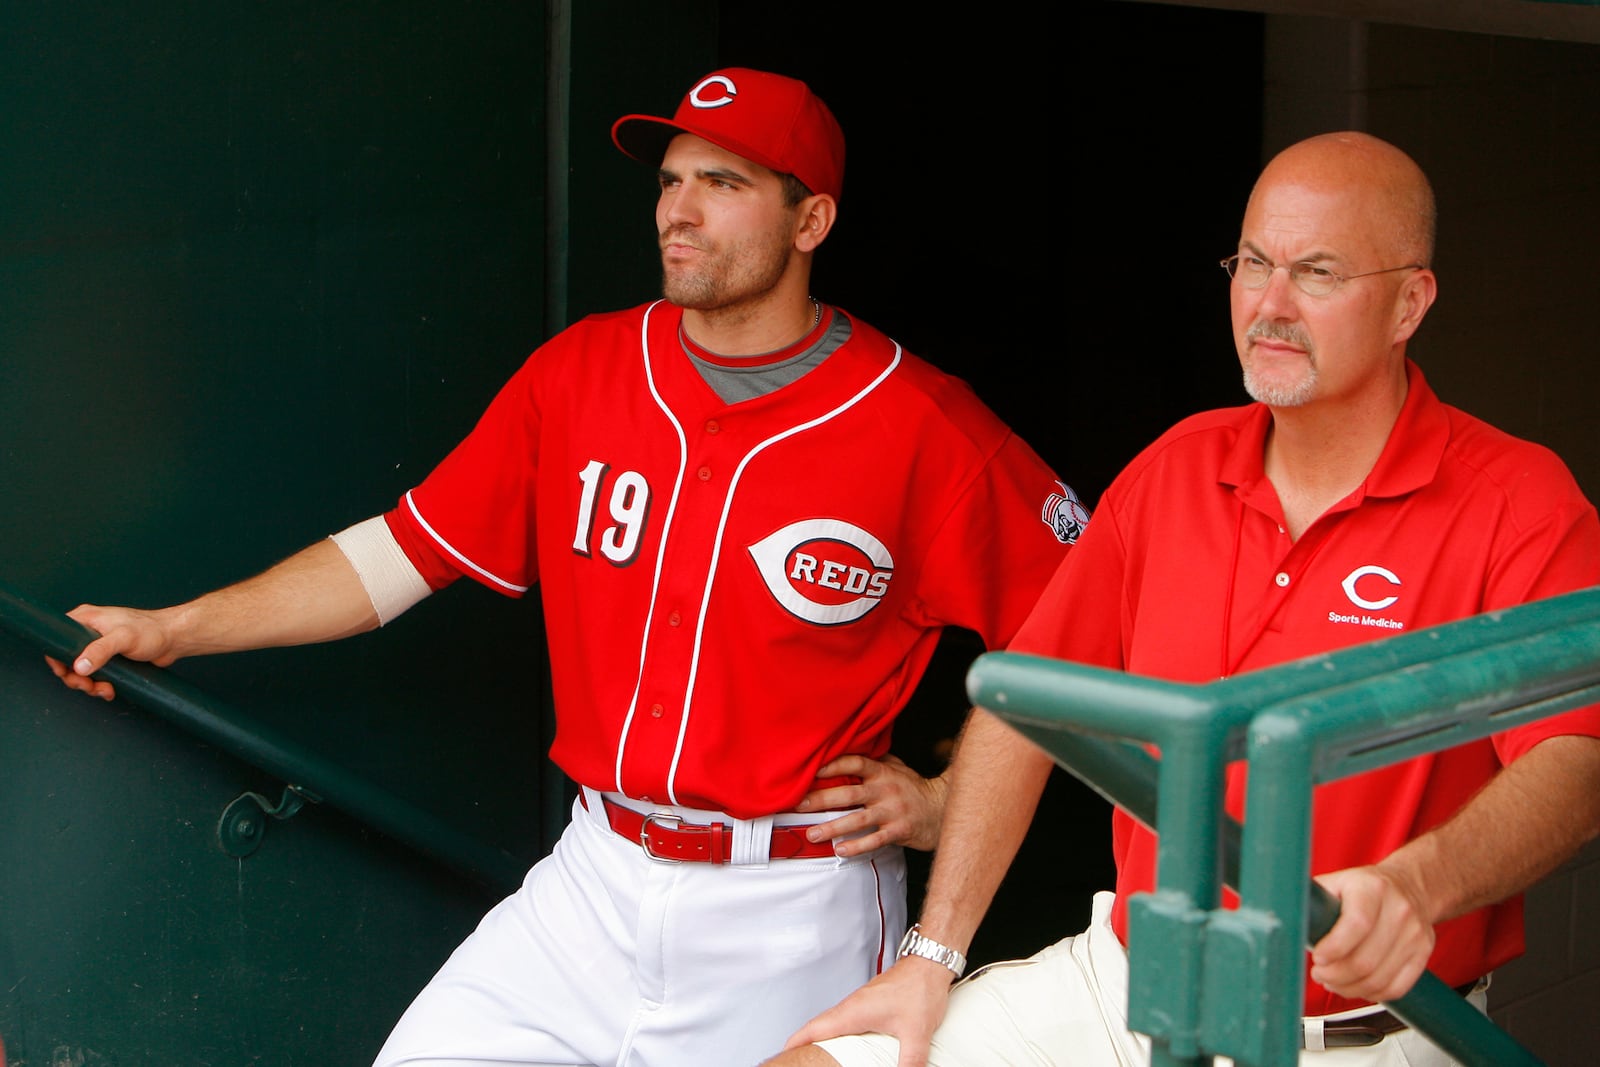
[0,582,527,894]
[965,585,1600,1066]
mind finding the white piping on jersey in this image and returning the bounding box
[615,301,692,797]
[403,490,531,594]
[611,302,905,805]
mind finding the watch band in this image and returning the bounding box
[896,923,967,979]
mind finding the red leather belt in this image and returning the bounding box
[588,794,836,863]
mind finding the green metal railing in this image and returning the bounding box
[0,582,527,894]
[967,584,1600,1067]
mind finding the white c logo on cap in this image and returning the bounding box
[689,74,738,110]
[1341,564,1401,611]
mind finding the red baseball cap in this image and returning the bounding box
[612,68,846,202]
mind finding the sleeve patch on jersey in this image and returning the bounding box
[1043,480,1089,544]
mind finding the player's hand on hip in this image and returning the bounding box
[797,754,948,855]
[1309,864,1436,1004]
[780,956,954,1067]
[44,603,182,702]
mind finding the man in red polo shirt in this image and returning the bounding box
[773,131,1600,1066]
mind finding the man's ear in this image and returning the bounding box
[794,193,837,253]
[1392,267,1438,345]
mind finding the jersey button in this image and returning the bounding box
[650,703,664,718]
[705,419,720,434]
[667,610,682,627]
[697,465,712,481]
[1275,572,1290,587]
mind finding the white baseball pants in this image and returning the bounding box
[375,787,907,1067]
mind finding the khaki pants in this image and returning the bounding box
[817,892,1485,1067]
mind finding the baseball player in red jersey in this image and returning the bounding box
[48,68,1084,1065]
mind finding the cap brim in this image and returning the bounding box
[611,112,792,186]
[611,115,683,167]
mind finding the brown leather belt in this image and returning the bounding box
[588,794,836,863]
[1303,981,1481,1048]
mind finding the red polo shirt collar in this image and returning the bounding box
[1217,359,1451,512]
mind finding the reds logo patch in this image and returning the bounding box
[1042,481,1089,544]
[748,519,894,625]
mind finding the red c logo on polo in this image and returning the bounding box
[1341,564,1402,611]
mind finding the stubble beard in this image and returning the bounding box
[660,226,791,315]
[1241,320,1317,407]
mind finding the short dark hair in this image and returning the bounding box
[780,173,813,208]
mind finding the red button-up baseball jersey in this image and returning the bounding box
[388,301,1081,817]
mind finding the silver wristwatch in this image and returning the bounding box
[896,923,966,979]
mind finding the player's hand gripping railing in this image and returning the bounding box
[0,581,527,894]
[966,585,1600,1067]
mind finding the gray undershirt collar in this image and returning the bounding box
[685,309,853,404]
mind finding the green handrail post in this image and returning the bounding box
[971,656,1263,1066]
[986,706,1343,1067]
[1239,612,1600,1065]
[1130,692,1252,1066]
[967,584,1600,1065]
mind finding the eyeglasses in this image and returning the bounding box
[1220,254,1425,297]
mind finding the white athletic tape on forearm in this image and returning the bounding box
[329,515,432,626]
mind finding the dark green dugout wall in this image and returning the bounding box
[0,4,715,1064]
[1,1,555,842]
[0,3,1260,1063]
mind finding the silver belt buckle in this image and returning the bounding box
[639,811,684,863]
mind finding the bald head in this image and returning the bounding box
[1249,132,1436,267]
[1230,131,1440,417]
